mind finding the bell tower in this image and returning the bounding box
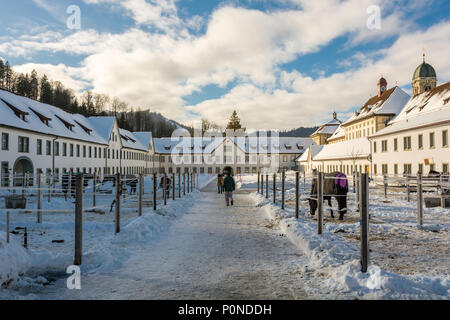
[377,76,387,97]
[412,53,437,96]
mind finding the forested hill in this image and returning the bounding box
[279,126,318,137]
[0,59,187,138]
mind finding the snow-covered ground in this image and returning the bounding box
[1,172,448,299]
[240,172,449,299]
[0,174,213,295]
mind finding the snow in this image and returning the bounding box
[312,137,370,161]
[241,173,449,299]
[0,89,109,145]
[1,173,448,299]
[371,83,450,137]
[119,128,148,151]
[343,87,410,125]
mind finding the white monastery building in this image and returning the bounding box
[298,54,449,178]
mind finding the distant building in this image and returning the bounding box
[298,77,410,176]
[310,112,342,145]
[370,57,449,176]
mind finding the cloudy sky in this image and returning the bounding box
[0,0,449,130]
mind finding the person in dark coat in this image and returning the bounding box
[223,173,236,206]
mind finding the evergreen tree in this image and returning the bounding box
[0,59,4,89]
[226,110,245,131]
[40,74,53,104]
[30,70,39,99]
[4,61,13,91]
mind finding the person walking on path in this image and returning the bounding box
[217,174,224,194]
[223,173,235,206]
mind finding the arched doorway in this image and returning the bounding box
[13,156,34,186]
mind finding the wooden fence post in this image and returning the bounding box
[383,174,388,199]
[257,172,260,193]
[74,174,83,265]
[273,173,276,204]
[261,173,264,195]
[417,173,423,226]
[356,172,360,210]
[440,175,444,208]
[178,172,181,198]
[163,173,167,205]
[281,170,285,210]
[93,171,97,207]
[37,173,42,224]
[115,173,121,234]
[138,173,143,217]
[317,172,323,235]
[360,172,369,273]
[153,173,157,211]
[183,172,186,195]
[406,175,410,202]
[266,174,269,199]
[172,173,175,200]
[295,171,299,219]
[6,211,10,243]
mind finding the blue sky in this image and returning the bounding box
[0,0,449,130]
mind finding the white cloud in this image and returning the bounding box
[3,0,450,130]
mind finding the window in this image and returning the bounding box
[37,139,42,155]
[1,162,9,187]
[443,130,448,147]
[403,136,411,151]
[46,140,51,155]
[418,163,423,174]
[381,140,388,152]
[373,141,377,153]
[63,143,67,156]
[429,132,435,148]
[374,164,377,175]
[2,133,9,150]
[83,145,86,158]
[443,163,449,174]
[403,164,412,175]
[393,138,398,151]
[382,164,388,175]
[54,142,59,156]
[418,134,423,149]
[76,145,80,157]
[283,155,287,162]
[89,146,92,158]
[394,164,398,175]
[70,144,74,157]
[18,136,29,153]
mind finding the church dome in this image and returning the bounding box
[413,61,436,80]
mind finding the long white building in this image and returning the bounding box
[298,54,449,178]
[0,89,154,185]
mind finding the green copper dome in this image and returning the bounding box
[413,62,436,80]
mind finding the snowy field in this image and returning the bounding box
[0,174,213,296]
[1,172,448,300]
[240,172,449,299]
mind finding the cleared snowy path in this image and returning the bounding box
[25,180,308,299]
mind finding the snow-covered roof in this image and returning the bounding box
[153,137,224,154]
[312,138,370,161]
[87,116,116,142]
[371,82,450,137]
[153,136,314,155]
[133,132,153,149]
[0,89,109,145]
[311,115,342,137]
[327,125,345,141]
[297,145,324,162]
[119,129,148,151]
[343,86,410,126]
